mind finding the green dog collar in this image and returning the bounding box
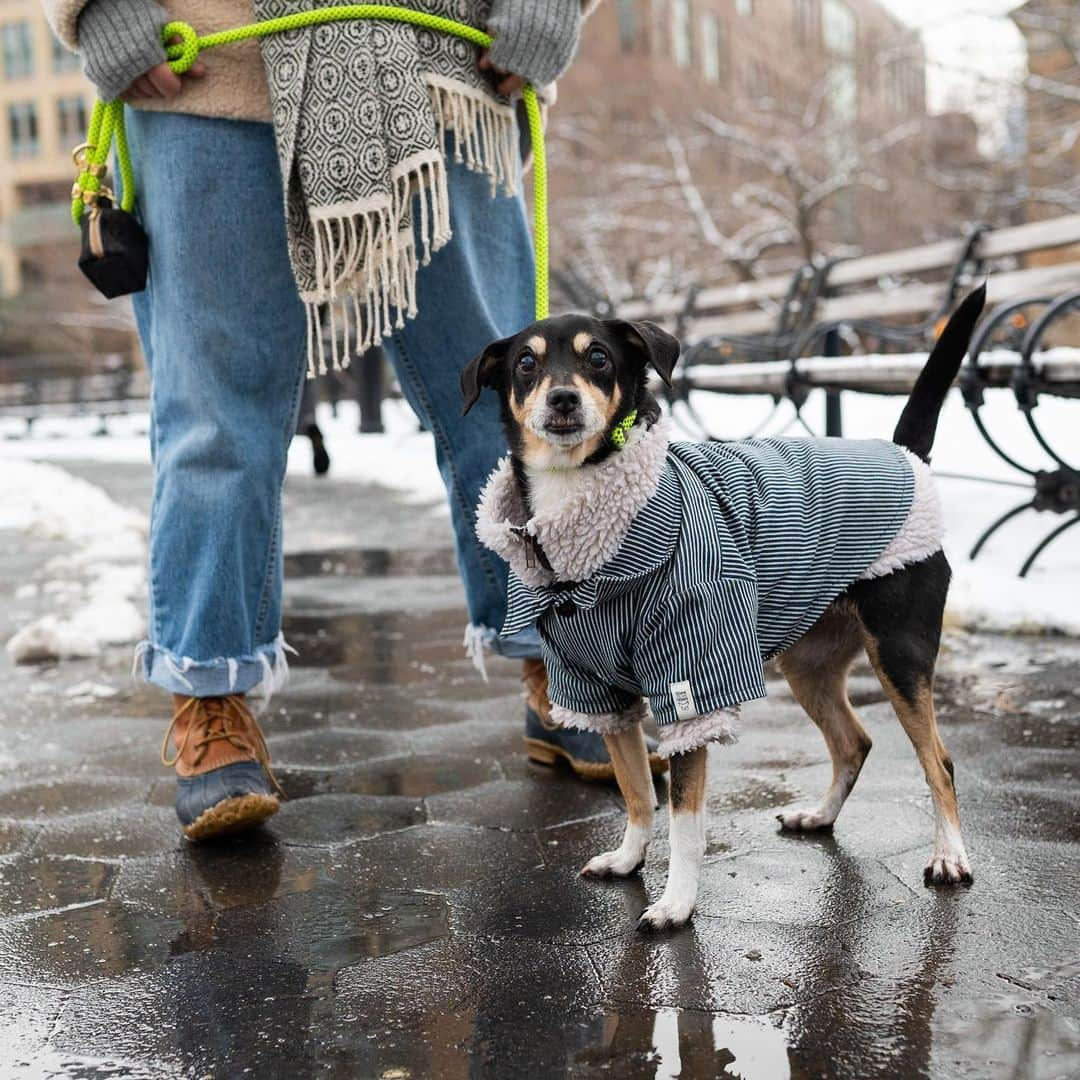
[610,410,638,449]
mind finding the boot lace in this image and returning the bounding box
[161,696,284,797]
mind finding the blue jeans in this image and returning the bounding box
[127,110,539,697]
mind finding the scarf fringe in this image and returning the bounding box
[427,75,520,199]
[303,81,518,378]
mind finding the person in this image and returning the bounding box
[44,0,662,841]
[296,377,330,477]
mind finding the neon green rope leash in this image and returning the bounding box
[71,6,549,320]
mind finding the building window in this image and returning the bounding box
[671,0,690,69]
[826,64,857,128]
[822,0,857,225]
[735,0,753,15]
[885,58,920,112]
[908,64,923,111]
[742,59,770,99]
[863,34,878,92]
[793,0,817,47]
[701,13,721,84]
[57,95,88,146]
[650,0,666,56]
[617,0,637,51]
[2,22,34,80]
[822,0,855,58]
[8,102,39,158]
[52,36,81,73]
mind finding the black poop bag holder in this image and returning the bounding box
[71,142,148,299]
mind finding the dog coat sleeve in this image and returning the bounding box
[632,576,768,727]
[541,638,639,717]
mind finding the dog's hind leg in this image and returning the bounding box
[638,746,707,931]
[776,606,871,831]
[581,722,654,878]
[852,552,973,885]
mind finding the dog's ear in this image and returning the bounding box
[460,335,512,415]
[606,319,680,387]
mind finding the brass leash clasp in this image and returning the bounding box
[71,141,112,208]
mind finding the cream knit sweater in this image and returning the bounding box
[42,0,601,123]
[45,1,273,121]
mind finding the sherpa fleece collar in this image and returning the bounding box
[475,420,673,588]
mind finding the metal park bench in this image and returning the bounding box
[0,354,149,435]
[620,214,1080,576]
[617,261,827,365]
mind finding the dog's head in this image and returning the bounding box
[460,314,679,469]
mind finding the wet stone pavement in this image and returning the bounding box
[1,461,1078,1078]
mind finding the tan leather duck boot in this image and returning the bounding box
[522,659,668,782]
[162,694,282,841]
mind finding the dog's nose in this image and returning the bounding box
[547,387,580,415]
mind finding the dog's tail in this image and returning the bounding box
[892,284,986,461]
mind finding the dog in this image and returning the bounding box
[460,286,985,931]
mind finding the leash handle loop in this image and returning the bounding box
[163,21,201,74]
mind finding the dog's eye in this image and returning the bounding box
[587,346,609,369]
[517,351,537,374]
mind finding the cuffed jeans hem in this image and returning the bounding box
[464,622,541,680]
[550,698,649,736]
[655,706,741,758]
[496,625,541,660]
[133,633,296,701]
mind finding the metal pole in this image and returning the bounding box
[823,327,843,437]
[357,345,386,434]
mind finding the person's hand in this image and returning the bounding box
[124,37,205,100]
[478,50,526,96]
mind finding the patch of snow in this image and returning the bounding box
[0,397,448,668]
[63,681,120,701]
[0,459,147,663]
[1,399,448,507]
[288,400,449,506]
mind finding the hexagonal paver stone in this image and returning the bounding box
[0,901,184,988]
[0,856,115,919]
[269,793,425,846]
[0,777,148,821]
[428,778,620,832]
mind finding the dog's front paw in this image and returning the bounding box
[924,850,973,886]
[776,807,834,832]
[637,894,695,932]
[581,848,645,878]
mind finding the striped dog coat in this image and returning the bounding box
[476,420,943,757]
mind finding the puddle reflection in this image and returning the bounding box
[173,837,448,967]
[580,1007,790,1079]
[934,995,1080,1078]
[284,546,457,580]
[283,608,468,685]
[9,1051,160,1078]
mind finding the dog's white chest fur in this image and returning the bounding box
[525,465,596,525]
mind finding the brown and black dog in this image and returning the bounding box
[461,288,984,930]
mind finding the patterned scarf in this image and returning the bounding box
[254,0,519,374]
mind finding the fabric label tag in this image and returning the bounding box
[670,681,698,721]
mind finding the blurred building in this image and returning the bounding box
[551,0,988,300]
[0,0,94,297]
[0,2,135,370]
[1010,0,1080,266]
[0,1,998,335]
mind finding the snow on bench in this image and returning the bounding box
[680,348,1080,396]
